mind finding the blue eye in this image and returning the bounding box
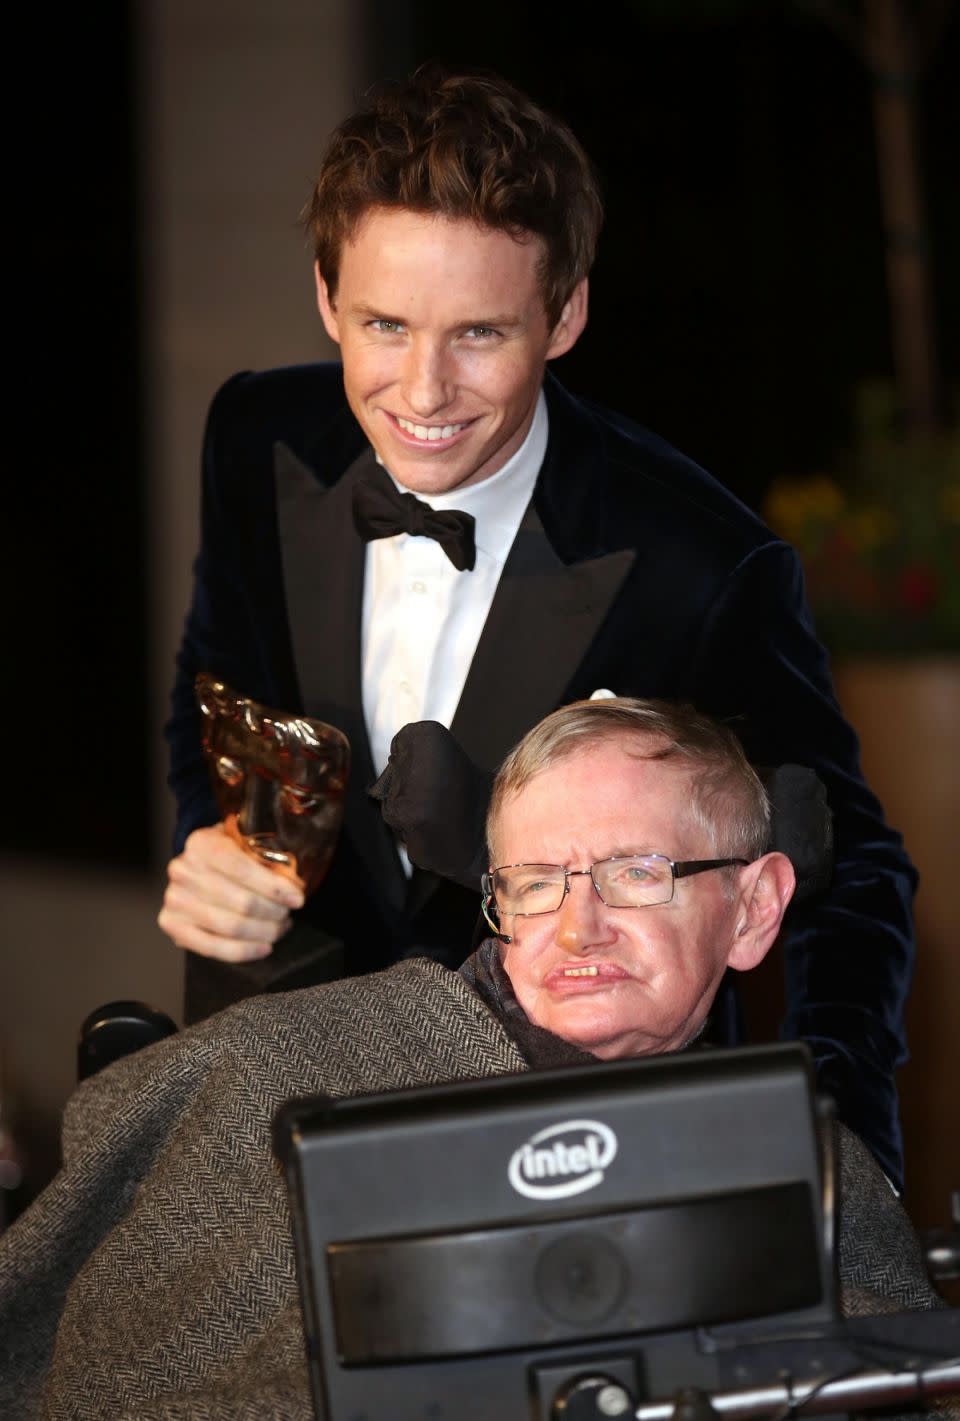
[623,865,653,882]
[501,873,561,905]
[599,858,668,899]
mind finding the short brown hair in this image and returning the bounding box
[487,698,771,863]
[303,64,603,327]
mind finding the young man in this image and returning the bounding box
[160,67,914,1188]
[4,700,941,1419]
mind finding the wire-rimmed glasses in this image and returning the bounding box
[482,854,749,918]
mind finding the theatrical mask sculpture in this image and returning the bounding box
[195,673,350,896]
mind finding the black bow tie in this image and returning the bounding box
[352,466,477,572]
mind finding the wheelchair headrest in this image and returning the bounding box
[758,764,834,904]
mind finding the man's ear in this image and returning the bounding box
[545,278,589,360]
[314,262,341,345]
[726,851,796,973]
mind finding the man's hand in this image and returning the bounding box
[158,824,305,962]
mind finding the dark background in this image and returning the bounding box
[8,6,146,866]
[6,0,958,869]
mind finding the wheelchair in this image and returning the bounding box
[71,760,958,1421]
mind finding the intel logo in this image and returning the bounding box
[508,1119,618,1200]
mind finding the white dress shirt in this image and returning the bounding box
[362,392,548,870]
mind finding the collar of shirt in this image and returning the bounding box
[376,389,547,568]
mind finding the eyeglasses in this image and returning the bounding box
[482,854,749,917]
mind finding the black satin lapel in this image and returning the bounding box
[451,504,636,771]
[274,442,406,914]
[274,441,363,729]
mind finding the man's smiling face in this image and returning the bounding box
[316,207,587,495]
[492,737,764,1060]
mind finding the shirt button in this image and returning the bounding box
[411,579,427,594]
[398,680,412,694]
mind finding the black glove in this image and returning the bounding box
[368,721,492,890]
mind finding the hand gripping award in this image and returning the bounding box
[190,673,351,1013]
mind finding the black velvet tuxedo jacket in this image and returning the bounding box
[166,363,916,1186]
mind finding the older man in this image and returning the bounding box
[1,701,941,1420]
[467,697,795,1066]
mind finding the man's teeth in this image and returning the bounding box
[396,417,466,441]
[562,966,599,977]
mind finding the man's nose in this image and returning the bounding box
[554,873,611,953]
[400,337,454,417]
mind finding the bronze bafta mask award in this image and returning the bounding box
[195,674,350,896]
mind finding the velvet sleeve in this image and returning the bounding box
[689,540,916,1191]
[164,373,263,853]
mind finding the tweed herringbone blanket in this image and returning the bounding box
[0,958,944,1419]
[0,960,524,1418]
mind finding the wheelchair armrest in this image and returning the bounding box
[78,1000,179,1082]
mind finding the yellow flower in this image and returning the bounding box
[802,475,846,521]
[846,506,897,550]
[765,476,845,541]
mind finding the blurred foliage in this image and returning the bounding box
[765,382,960,655]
